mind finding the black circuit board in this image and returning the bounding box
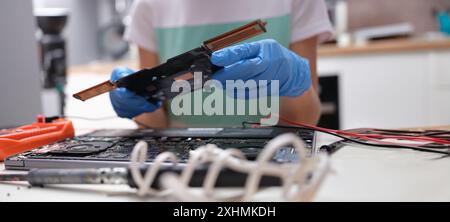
[118,47,221,103]
[10,129,315,163]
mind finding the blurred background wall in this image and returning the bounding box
[33,0,100,65]
[33,0,131,65]
[346,0,449,34]
[0,1,42,128]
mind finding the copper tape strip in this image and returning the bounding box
[203,19,267,51]
[72,80,117,101]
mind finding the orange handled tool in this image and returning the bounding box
[0,115,75,161]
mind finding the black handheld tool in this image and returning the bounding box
[73,20,267,103]
[0,166,281,189]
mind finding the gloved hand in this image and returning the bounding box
[109,67,161,119]
[211,39,311,97]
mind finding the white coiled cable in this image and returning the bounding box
[129,133,330,201]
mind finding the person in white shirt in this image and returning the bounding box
[110,0,333,128]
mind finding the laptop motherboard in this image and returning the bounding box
[5,127,316,170]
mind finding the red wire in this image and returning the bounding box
[261,114,450,146]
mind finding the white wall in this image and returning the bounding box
[0,1,42,127]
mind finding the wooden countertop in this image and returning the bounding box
[318,38,450,57]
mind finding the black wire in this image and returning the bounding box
[363,128,450,139]
[242,122,450,155]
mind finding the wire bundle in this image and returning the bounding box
[128,133,330,201]
[251,114,450,155]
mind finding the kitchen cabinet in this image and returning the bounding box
[317,39,450,129]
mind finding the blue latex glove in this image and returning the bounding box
[109,67,161,119]
[211,39,311,97]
